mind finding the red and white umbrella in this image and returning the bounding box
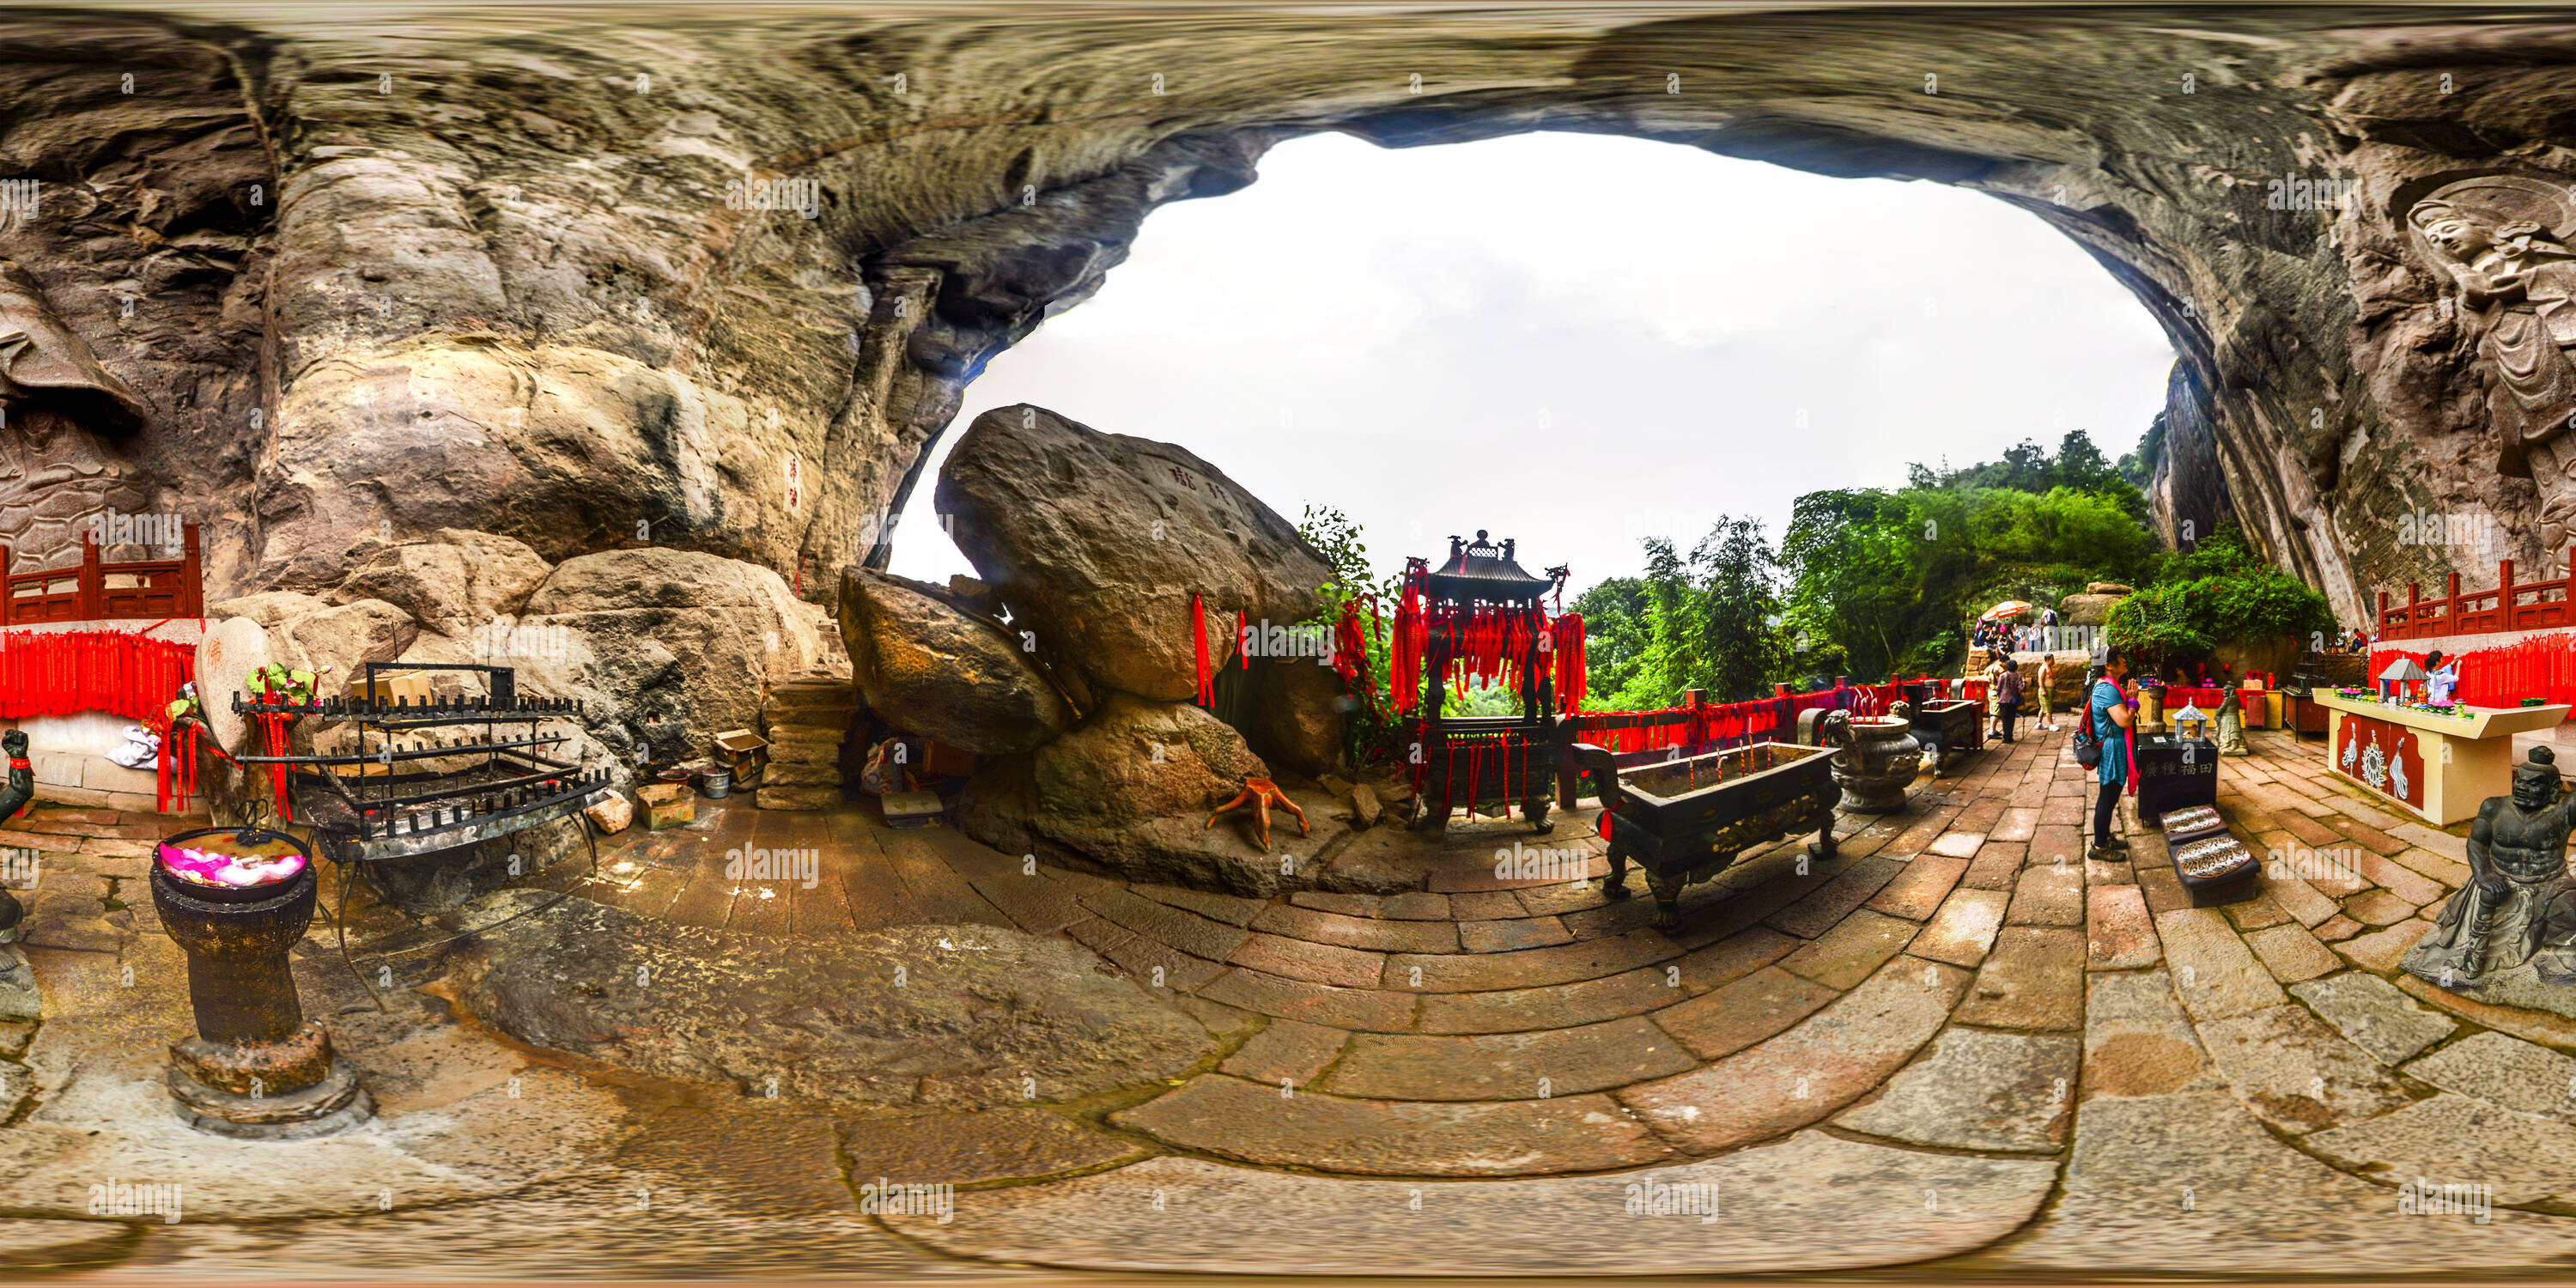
[1979,600,2033,622]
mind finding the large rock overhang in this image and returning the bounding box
[2,7,2566,624]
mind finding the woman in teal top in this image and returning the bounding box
[2089,647,2136,859]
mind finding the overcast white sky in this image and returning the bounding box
[888,130,2174,597]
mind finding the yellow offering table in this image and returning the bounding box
[2313,692,2571,825]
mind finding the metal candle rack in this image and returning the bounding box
[232,662,611,865]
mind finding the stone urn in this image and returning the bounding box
[1798,707,1922,814]
[152,833,371,1139]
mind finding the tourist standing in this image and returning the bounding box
[2037,653,2057,731]
[2427,649,2458,704]
[1983,658,2006,738]
[2088,647,2137,860]
[1996,659,2023,744]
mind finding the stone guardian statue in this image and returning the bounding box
[2403,745,2576,989]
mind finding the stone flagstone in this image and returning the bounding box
[2291,971,2457,1065]
[1111,1074,1667,1177]
[2306,1094,2576,1205]
[1616,956,1968,1152]
[1833,1028,2077,1152]
[2403,1031,2576,1121]
[1996,1091,2576,1273]
[2194,1005,2418,1134]
[879,1137,2057,1275]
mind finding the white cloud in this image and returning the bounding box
[890,130,2172,596]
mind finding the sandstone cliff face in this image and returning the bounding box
[5,9,2576,625]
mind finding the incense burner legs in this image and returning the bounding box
[151,864,371,1139]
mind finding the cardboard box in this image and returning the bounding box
[637,783,694,829]
[714,728,768,760]
[354,669,435,707]
[882,790,945,829]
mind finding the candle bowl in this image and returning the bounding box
[155,824,313,904]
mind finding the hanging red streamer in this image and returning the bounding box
[0,629,194,723]
[1191,593,1214,708]
[1551,614,1588,714]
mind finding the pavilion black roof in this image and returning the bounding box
[1426,531,1557,603]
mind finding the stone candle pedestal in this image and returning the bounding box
[151,860,371,1139]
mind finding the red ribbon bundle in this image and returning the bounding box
[1332,601,1368,690]
[0,629,195,722]
[1549,614,1587,713]
[1192,593,1214,708]
[1391,568,1427,717]
[258,712,293,821]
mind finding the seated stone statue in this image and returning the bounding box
[2403,746,2576,990]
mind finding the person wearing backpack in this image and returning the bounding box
[2080,646,2138,860]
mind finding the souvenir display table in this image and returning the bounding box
[2313,691,2570,825]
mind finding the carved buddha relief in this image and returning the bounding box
[0,259,150,554]
[2409,176,2576,550]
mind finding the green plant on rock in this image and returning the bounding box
[2106,522,2332,669]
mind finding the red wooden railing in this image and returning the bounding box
[0,522,201,626]
[2378,546,2576,641]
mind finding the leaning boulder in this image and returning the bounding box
[205,590,329,629]
[957,693,1367,897]
[838,566,1071,756]
[934,404,1334,702]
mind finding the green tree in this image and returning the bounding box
[2106,520,2332,669]
[1688,518,1790,702]
[1571,576,1650,706]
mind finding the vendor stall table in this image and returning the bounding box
[2313,691,2571,825]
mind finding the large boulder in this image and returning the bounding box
[511,548,831,756]
[2060,592,2128,629]
[267,598,419,684]
[838,566,1071,756]
[204,590,329,629]
[957,693,1370,897]
[934,404,1334,702]
[326,528,553,637]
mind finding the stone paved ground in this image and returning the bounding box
[13,725,2576,1278]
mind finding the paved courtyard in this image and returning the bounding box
[8,723,2576,1278]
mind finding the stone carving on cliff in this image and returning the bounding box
[2410,177,2576,550]
[0,259,149,511]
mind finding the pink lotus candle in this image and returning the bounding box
[156,842,306,889]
